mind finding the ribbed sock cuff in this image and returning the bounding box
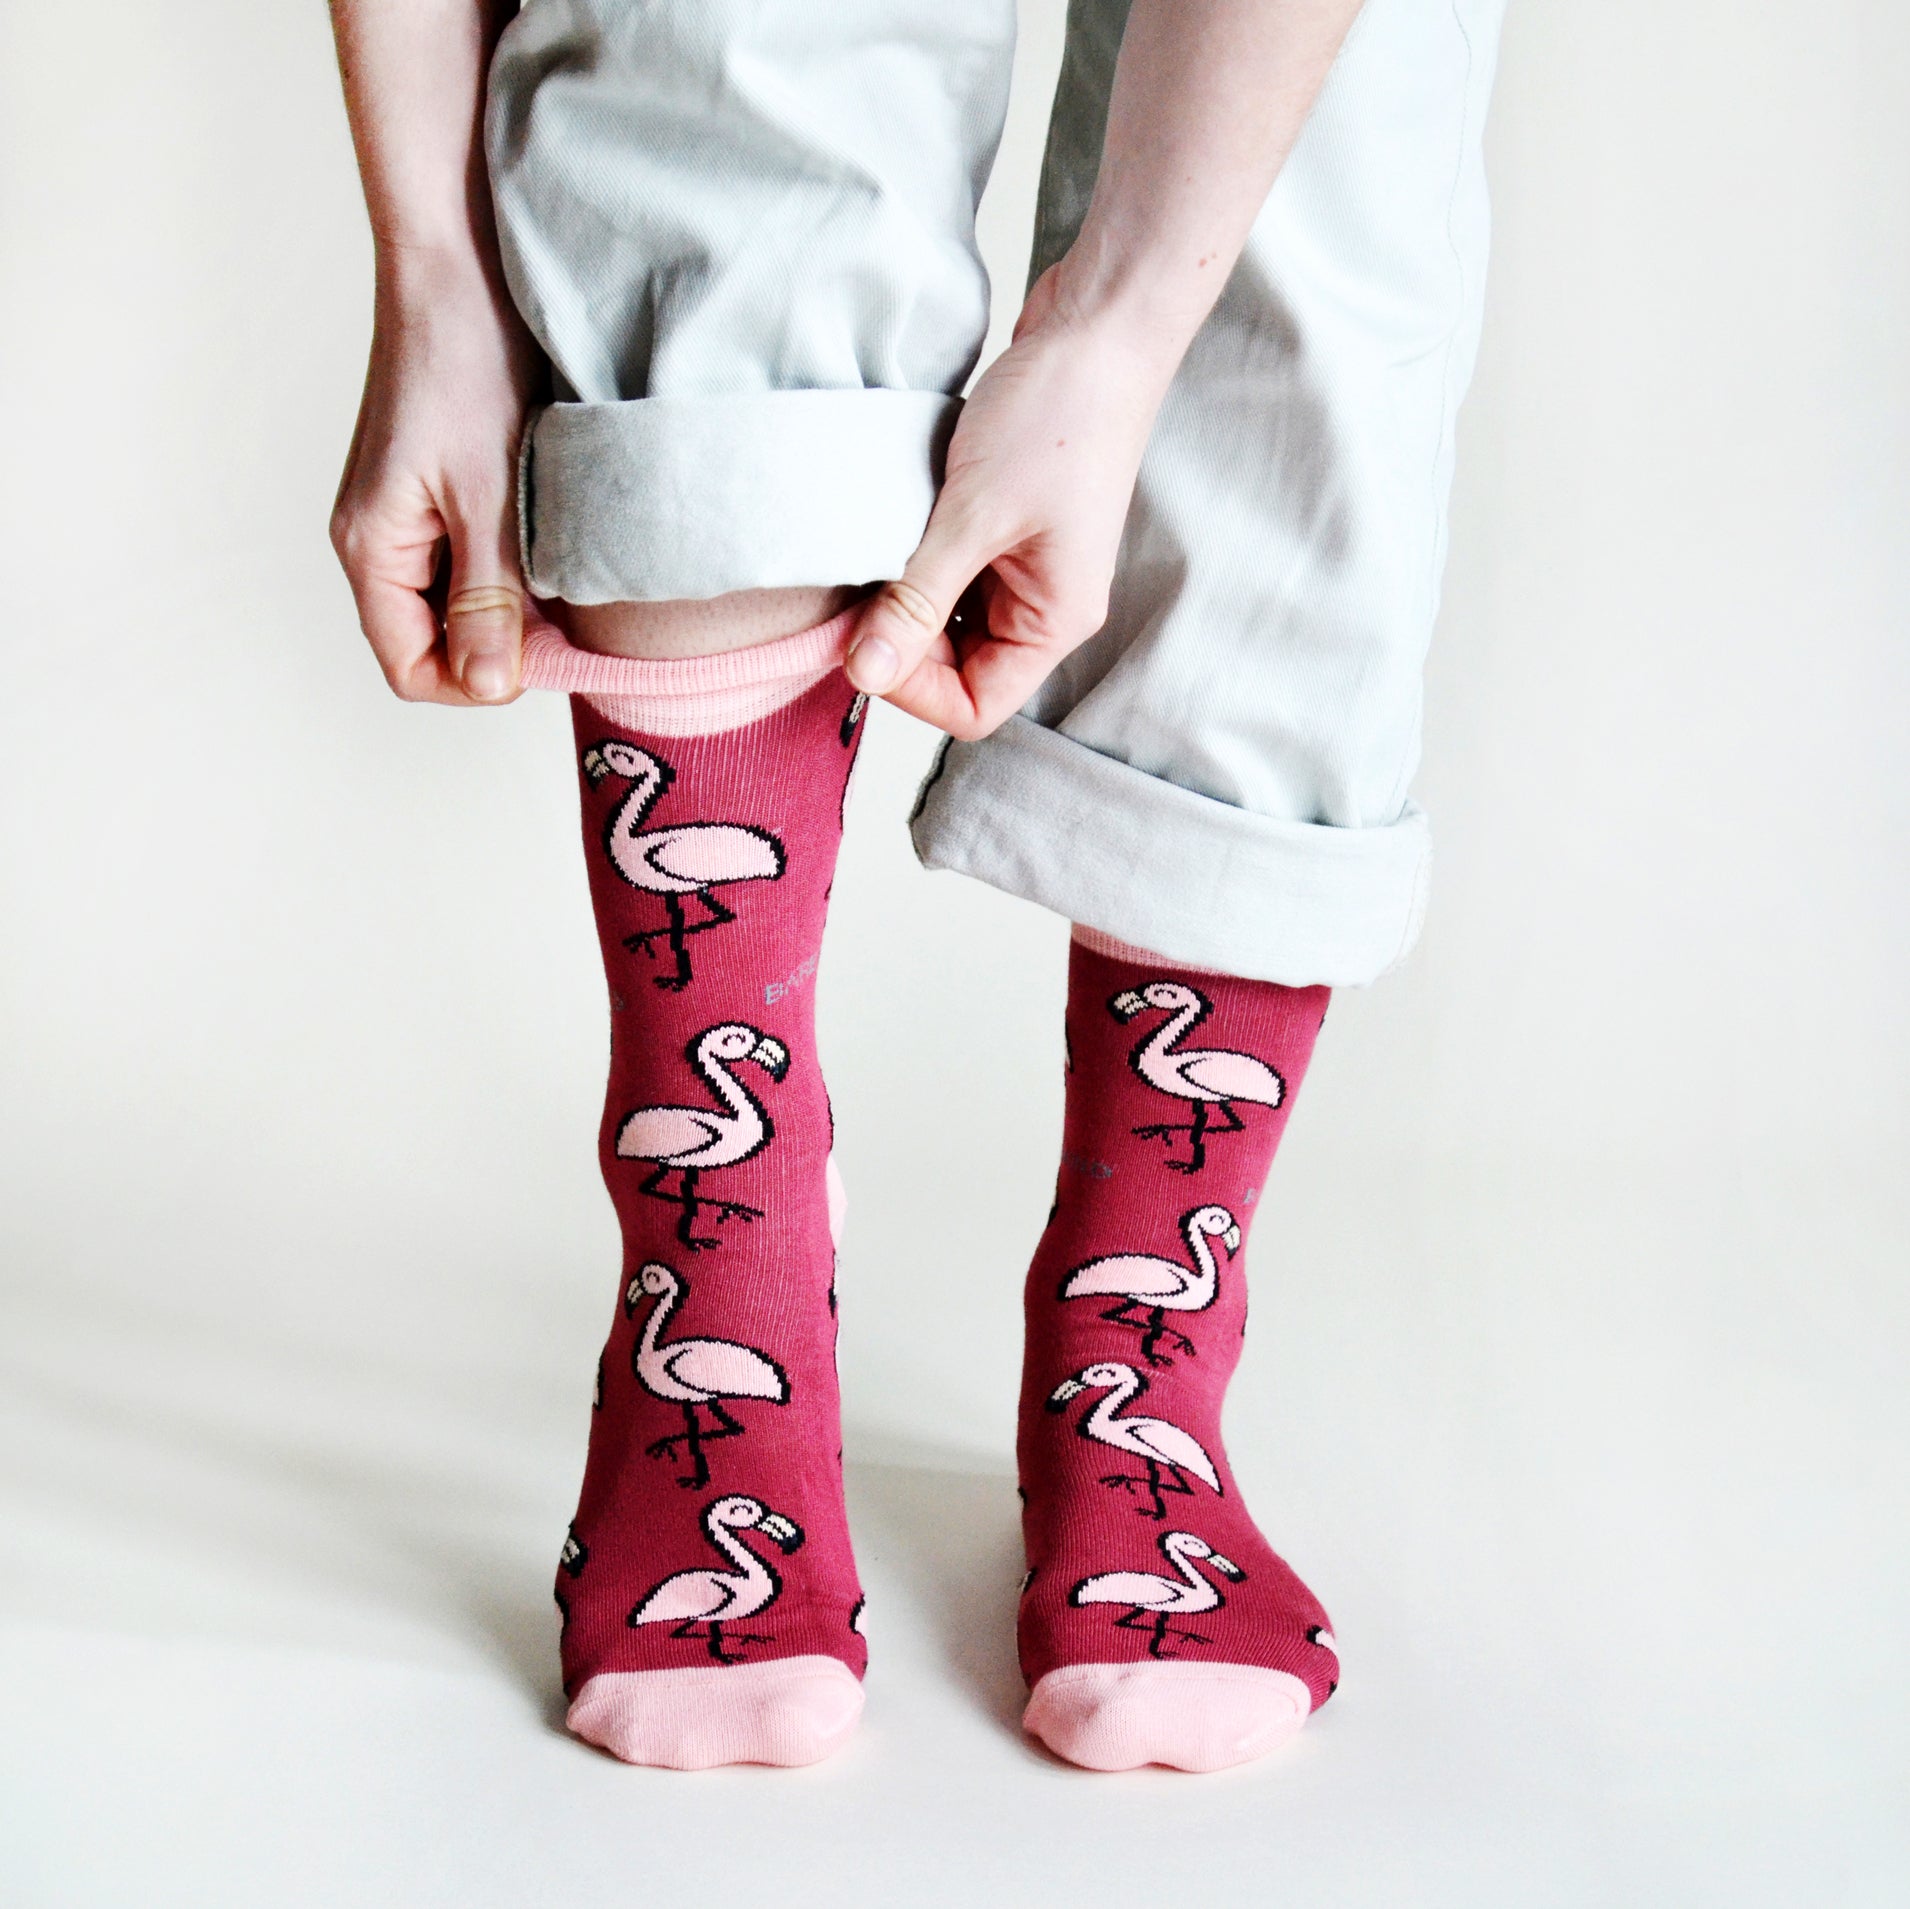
[521,609,858,738]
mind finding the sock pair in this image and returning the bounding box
[523,614,1337,1772]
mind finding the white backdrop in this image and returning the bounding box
[2,3,1906,1904]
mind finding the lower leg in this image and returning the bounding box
[563,586,865,660]
[535,592,870,1769]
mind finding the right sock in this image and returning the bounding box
[1014,930,1340,1773]
[523,614,870,1769]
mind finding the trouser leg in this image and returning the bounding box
[911,0,1509,987]
[486,0,1017,605]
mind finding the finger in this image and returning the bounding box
[881,630,1060,741]
[442,493,525,704]
[349,572,466,704]
[332,490,467,703]
[883,572,1103,739]
[845,493,1002,697]
[877,647,984,736]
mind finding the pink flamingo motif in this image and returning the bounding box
[583,739,785,990]
[1058,1204,1239,1366]
[626,1262,789,1489]
[1046,1360,1222,1520]
[617,1023,788,1249]
[1069,1529,1245,1660]
[1110,982,1286,1173]
[627,1493,805,1664]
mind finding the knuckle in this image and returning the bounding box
[365,638,421,702]
[444,582,522,620]
[880,577,944,634]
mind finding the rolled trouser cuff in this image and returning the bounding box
[910,717,1433,988]
[518,389,960,604]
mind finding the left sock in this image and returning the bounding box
[1015,929,1340,1772]
[522,613,871,1769]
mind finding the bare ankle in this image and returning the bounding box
[562,586,865,661]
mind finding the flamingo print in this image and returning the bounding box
[1046,1360,1222,1520]
[583,739,785,990]
[616,1022,788,1249]
[627,1493,805,1664]
[626,1262,789,1489]
[1068,1529,1245,1660]
[1058,1204,1239,1366]
[1110,982,1286,1172]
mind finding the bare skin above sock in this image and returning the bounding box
[1015,931,1340,1773]
[525,613,870,1770]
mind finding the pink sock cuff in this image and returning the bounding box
[1071,922,1229,977]
[521,607,858,737]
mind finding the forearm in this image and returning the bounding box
[328,0,540,704]
[328,0,516,300]
[1054,0,1365,362]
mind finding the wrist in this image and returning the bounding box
[371,241,539,384]
[1044,225,1226,376]
[374,234,500,312]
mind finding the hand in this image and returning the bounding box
[844,266,1179,740]
[329,249,540,705]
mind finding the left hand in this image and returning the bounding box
[844,266,1178,740]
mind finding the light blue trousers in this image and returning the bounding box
[487,0,1505,986]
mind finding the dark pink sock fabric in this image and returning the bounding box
[553,665,868,1697]
[1017,937,1341,1708]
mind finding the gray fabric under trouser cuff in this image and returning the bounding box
[913,721,1431,986]
[520,391,960,604]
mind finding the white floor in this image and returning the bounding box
[2,840,1904,1905]
[3,1177,1894,1909]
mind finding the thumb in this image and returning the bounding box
[846,492,999,697]
[443,497,525,705]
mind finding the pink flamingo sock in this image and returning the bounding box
[1015,929,1340,1773]
[522,614,871,1769]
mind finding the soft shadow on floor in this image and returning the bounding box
[0,1280,1050,1748]
[844,1430,1029,1741]
[0,1326,566,1713]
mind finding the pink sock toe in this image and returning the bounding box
[1024,1662,1311,1773]
[568,1657,864,1769]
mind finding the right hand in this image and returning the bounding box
[843,264,1178,740]
[329,249,541,705]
